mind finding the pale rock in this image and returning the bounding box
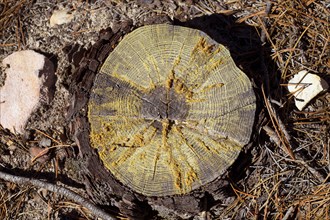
[288,70,328,110]
[0,50,56,134]
[50,9,74,27]
[39,138,51,147]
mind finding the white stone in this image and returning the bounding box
[0,50,56,134]
[50,9,74,27]
[288,70,329,110]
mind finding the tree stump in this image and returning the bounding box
[66,19,256,219]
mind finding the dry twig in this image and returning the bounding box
[0,170,116,220]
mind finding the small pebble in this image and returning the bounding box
[39,138,52,147]
[288,70,328,110]
[50,9,74,27]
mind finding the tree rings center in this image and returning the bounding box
[141,82,189,131]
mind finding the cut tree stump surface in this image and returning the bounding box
[88,24,256,197]
[67,21,256,218]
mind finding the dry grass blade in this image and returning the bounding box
[269,0,329,78]
[0,186,30,219]
[281,23,312,79]
[261,85,295,159]
[293,183,330,218]
[230,183,257,200]
[0,0,31,49]
[30,144,71,164]
[35,129,62,145]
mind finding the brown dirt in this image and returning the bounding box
[0,0,329,219]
